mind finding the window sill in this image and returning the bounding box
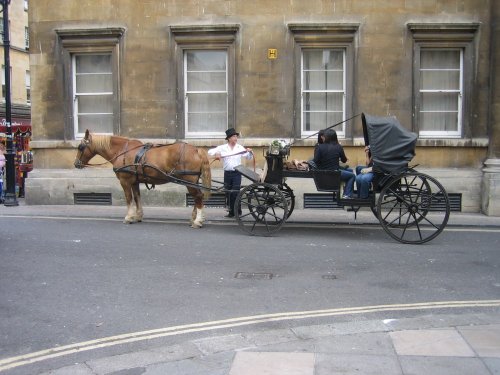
[30,137,489,150]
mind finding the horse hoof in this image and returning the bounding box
[191,223,202,229]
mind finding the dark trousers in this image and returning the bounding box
[224,170,242,215]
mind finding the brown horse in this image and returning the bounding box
[74,129,211,228]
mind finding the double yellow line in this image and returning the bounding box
[1,299,500,372]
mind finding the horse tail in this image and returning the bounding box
[198,148,212,200]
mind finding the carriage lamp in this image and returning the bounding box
[1,0,18,206]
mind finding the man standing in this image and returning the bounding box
[208,128,253,218]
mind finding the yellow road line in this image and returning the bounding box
[1,300,499,371]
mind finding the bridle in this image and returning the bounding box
[74,134,146,169]
[74,137,92,169]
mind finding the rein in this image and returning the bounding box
[210,149,256,172]
[77,141,175,168]
[287,113,362,147]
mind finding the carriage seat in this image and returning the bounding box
[312,170,341,193]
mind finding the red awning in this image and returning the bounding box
[0,118,31,133]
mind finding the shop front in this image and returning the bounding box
[0,118,33,197]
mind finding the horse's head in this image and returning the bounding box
[74,129,95,169]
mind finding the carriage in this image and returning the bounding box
[232,113,450,244]
[74,113,450,244]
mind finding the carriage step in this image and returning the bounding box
[304,193,343,209]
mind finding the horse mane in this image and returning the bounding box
[90,134,112,152]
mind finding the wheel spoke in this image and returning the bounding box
[235,183,288,236]
[377,172,450,244]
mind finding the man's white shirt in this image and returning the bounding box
[208,144,252,171]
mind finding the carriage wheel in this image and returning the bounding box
[279,183,295,219]
[377,172,450,244]
[235,182,288,236]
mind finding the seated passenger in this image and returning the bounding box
[355,145,374,199]
[307,129,325,170]
[313,129,355,198]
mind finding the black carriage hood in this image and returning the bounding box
[362,113,417,174]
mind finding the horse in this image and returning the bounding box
[74,129,211,228]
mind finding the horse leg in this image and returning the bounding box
[132,182,143,222]
[188,187,205,228]
[119,178,137,224]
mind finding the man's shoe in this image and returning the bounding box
[224,213,235,218]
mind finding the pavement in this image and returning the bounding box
[1,202,500,375]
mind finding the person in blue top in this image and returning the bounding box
[313,128,355,198]
[355,145,374,199]
[208,128,253,218]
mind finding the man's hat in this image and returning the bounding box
[225,128,240,140]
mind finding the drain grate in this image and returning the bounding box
[234,272,273,280]
[304,193,462,211]
[74,192,112,205]
[186,193,226,208]
[435,193,462,212]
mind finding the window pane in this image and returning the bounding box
[76,74,113,93]
[303,92,343,112]
[304,71,343,90]
[188,93,226,112]
[76,55,111,73]
[78,95,113,113]
[421,70,460,90]
[78,114,113,134]
[187,50,226,71]
[303,50,343,70]
[420,112,458,132]
[421,50,460,69]
[187,72,226,91]
[188,113,227,133]
[304,111,343,132]
[421,92,459,112]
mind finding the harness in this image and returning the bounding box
[113,142,203,190]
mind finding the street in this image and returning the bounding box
[1,210,500,374]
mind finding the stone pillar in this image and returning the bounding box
[482,0,500,216]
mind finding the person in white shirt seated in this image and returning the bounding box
[208,128,253,218]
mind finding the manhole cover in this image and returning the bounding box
[234,272,273,280]
[322,274,337,280]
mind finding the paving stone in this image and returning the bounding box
[483,358,500,374]
[390,328,476,357]
[86,343,201,374]
[243,327,298,346]
[292,320,387,340]
[38,363,95,375]
[229,352,314,375]
[143,352,233,375]
[458,324,500,357]
[312,332,396,356]
[398,356,492,375]
[192,333,252,355]
[315,353,401,375]
[108,368,146,375]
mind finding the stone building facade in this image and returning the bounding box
[27,0,500,214]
